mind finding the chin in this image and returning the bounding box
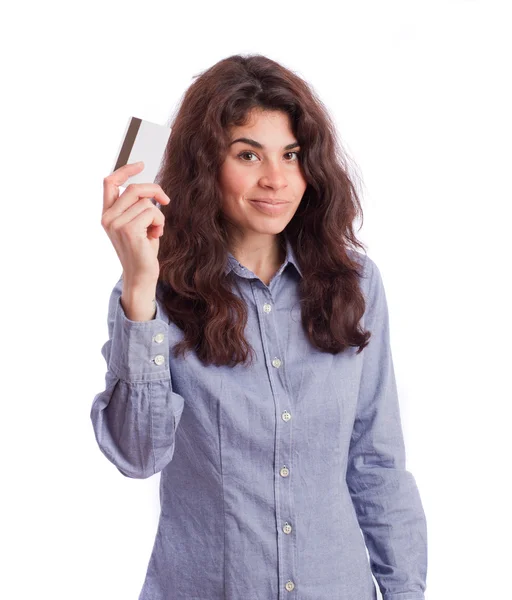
[250,220,289,235]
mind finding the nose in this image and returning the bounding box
[258,160,288,190]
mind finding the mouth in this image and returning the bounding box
[249,199,290,216]
[249,198,288,205]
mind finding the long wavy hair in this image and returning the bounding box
[155,53,371,367]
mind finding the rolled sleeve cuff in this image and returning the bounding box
[109,295,171,383]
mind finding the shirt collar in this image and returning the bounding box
[225,230,303,279]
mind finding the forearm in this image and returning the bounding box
[90,276,185,478]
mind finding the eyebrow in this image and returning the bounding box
[229,137,300,151]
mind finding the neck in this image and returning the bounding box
[229,232,286,276]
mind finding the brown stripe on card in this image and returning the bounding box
[114,117,142,171]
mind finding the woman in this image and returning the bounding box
[91,54,427,600]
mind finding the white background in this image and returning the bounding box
[1,1,510,598]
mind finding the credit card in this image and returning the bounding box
[112,116,172,205]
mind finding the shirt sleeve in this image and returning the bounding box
[346,256,428,600]
[90,275,185,479]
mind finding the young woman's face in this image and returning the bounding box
[218,108,308,239]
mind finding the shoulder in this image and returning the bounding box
[345,249,384,309]
[346,248,377,282]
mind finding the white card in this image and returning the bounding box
[111,116,172,189]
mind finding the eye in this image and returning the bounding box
[237,151,301,162]
[237,151,258,162]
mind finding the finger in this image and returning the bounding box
[148,224,163,239]
[102,188,170,233]
[104,185,170,230]
[102,162,145,216]
[112,201,165,235]
[124,207,166,240]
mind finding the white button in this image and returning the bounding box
[282,410,291,422]
[153,333,165,343]
[153,354,165,366]
[272,358,282,368]
[285,580,295,592]
[283,522,292,534]
[280,466,289,477]
[263,303,272,313]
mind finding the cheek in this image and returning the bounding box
[229,170,252,195]
[294,173,308,196]
[222,160,254,190]
[219,169,248,211]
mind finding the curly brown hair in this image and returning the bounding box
[154,53,371,367]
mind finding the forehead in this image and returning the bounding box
[230,109,292,133]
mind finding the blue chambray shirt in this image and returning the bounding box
[90,232,427,600]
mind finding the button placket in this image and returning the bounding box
[252,285,296,594]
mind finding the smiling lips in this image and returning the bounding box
[250,198,288,204]
[249,199,290,215]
